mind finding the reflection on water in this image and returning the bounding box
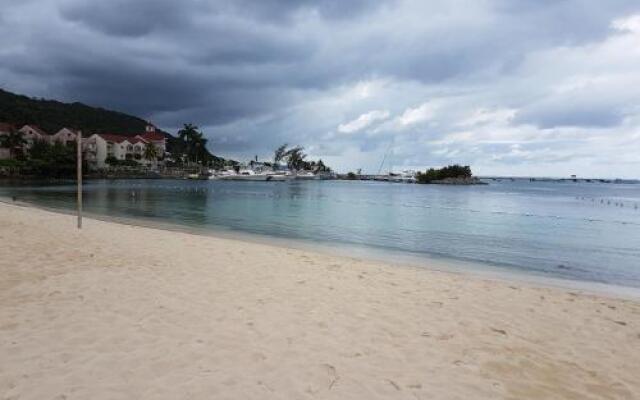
[2,179,640,288]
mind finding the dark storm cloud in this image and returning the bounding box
[59,0,205,37]
[218,0,396,22]
[1,0,639,175]
[6,0,632,112]
[59,0,394,37]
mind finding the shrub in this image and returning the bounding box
[0,159,23,168]
[105,155,139,167]
[416,164,472,183]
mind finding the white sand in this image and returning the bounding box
[1,202,639,400]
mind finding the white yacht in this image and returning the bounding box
[265,171,293,181]
[217,169,270,181]
[388,170,417,183]
[294,171,320,180]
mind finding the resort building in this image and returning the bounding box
[1,121,166,168]
[84,131,164,169]
[135,124,166,155]
[50,128,80,146]
[18,125,48,148]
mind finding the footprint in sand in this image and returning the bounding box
[436,333,454,340]
[306,364,339,394]
[386,379,401,391]
[323,364,339,390]
[490,328,508,336]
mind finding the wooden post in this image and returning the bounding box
[77,129,82,229]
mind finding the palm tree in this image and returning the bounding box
[0,129,26,159]
[178,123,197,163]
[194,135,208,165]
[274,144,288,164]
[285,146,306,171]
[178,123,198,142]
[143,142,158,168]
[177,123,208,164]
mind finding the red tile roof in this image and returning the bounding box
[97,133,133,143]
[139,131,166,141]
[97,133,150,144]
[0,122,15,132]
[54,127,79,135]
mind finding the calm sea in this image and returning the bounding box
[2,179,640,289]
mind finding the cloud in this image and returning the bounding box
[396,102,436,127]
[612,14,640,32]
[458,108,516,127]
[338,110,390,134]
[1,1,640,177]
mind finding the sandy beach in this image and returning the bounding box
[1,202,639,399]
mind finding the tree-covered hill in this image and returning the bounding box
[0,88,228,165]
[0,88,151,135]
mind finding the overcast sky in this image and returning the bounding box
[1,0,640,177]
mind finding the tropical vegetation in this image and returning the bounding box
[416,164,472,183]
[0,135,81,177]
[169,123,230,168]
[143,142,159,166]
[0,128,26,159]
[0,88,233,165]
[272,144,331,172]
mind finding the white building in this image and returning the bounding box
[18,125,48,148]
[51,128,79,146]
[0,124,50,159]
[135,124,166,155]
[1,121,167,168]
[84,132,164,169]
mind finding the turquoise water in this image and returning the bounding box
[2,179,640,288]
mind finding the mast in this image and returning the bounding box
[377,138,394,175]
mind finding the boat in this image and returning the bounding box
[208,169,235,180]
[388,170,417,183]
[265,171,293,181]
[187,172,210,180]
[294,171,320,180]
[208,168,306,182]
[218,169,270,181]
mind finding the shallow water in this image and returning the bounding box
[2,179,640,288]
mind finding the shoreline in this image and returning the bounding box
[2,196,639,300]
[1,201,639,399]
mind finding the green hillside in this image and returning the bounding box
[0,88,151,135]
[0,88,228,165]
